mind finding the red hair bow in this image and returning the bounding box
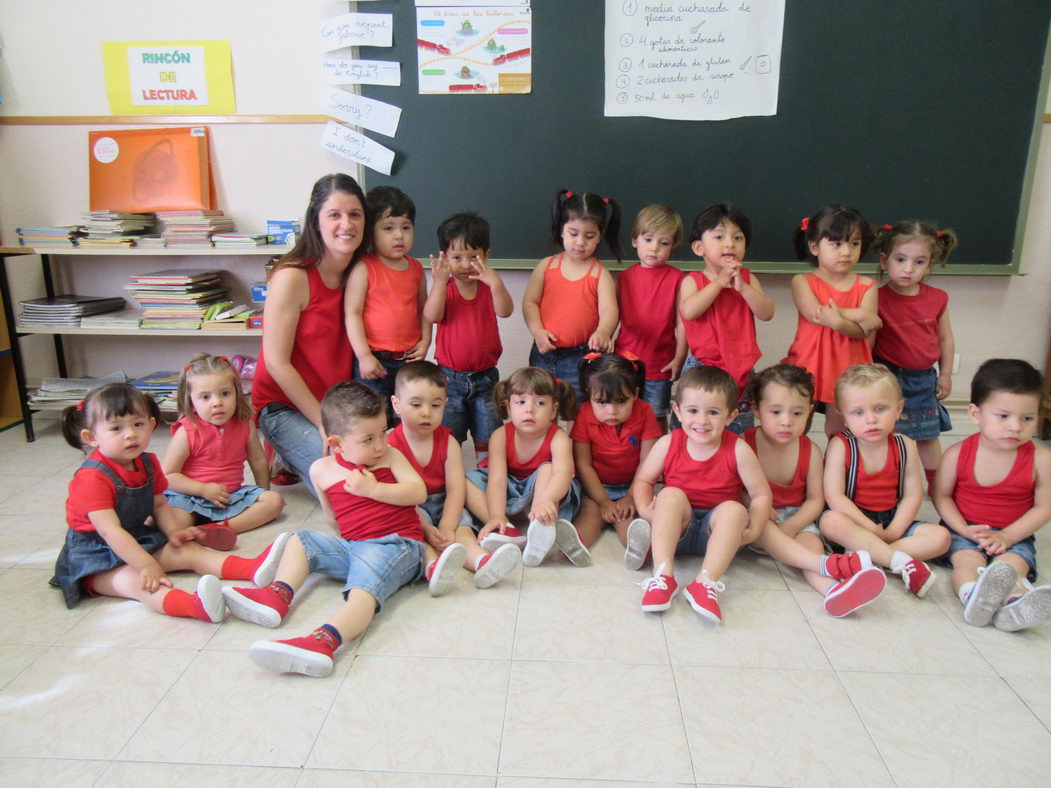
[564,191,574,199]
[602,197,609,205]
[935,230,943,238]
[583,352,602,360]
[620,350,639,362]
[800,217,810,231]
[75,400,84,411]
[882,224,893,231]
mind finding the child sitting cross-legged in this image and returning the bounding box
[222,382,430,678]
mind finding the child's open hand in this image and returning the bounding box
[140,562,172,593]
[430,252,451,283]
[344,468,379,498]
[359,354,387,380]
[422,521,453,552]
[478,518,507,539]
[468,255,498,287]
[533,328,558,354]
[529,498,558,526]
[201,482,230,506]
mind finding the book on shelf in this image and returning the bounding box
[15,226,84,247]
[18,295,126,326]
[130,371,180,391]
[131,268,223,284]
[200,319,250,330]
[212,233,273,247]
[29,370,128,407]
[79,309,144,329]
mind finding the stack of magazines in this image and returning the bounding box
[156,210,235,247]
[129,370,180,410]
[15,226,84,247]
[126,269,230,330]
[18,295,126,327]
[78,211,156,248]
[29,371,127,409]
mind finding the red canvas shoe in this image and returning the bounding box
[901,558,935,598]
[640,563,679,612]
[426,543,466,597]
[222,584,289,628]
[684,572,725,624]
[479,524,527,553]
[824,566,886,617]
[474,543,521,589]
[250,628,338,677]
[192,575,227,623]
[270,470,300,487]
[822,550,876,581]
[196,520,237,551]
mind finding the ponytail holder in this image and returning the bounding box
[182,364,191,371]
[218,355,228,361]
[75,400,84,411]
[881,224,893,231]
[554,377,563,385]
[935,230,943,238]
[602,197,610,205]
[800,217,810,231]
[564,191,574,199]
[583,352,602,361]
[620,350,639,362]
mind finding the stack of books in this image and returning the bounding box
[129,370,180,411]
[156,210,235,247]
[15,226,84,247]
[29,371,127,409]
[135,236,167,249]
[17,295,126,327]
[212,233,273,248]
[78,211,156,248]
[200,302,258,330]
[125,269,230,330]
[79,309,144,329]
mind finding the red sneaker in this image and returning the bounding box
[824,566,886,617]
[479,524,527,553]
[640,564,679,612]
[192,575,227,623]
[822,550,876,581]
[271,470,300,487]
[250,628,338,677]
[252,532,291,587]
[196,521,237,551]
[474,543,521,589]
[901,558,935,598]
[222,585,289,628]
[426,543,466,597]
[684,572,725,624]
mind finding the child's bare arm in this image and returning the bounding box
[838,280,882,336]
[995,443,1051,545]
[931,442,982,539]
[739,272,774,321]
[344,263,384,379]
[352,448,427,506]
[531,430,574,524]
[666,312,688,380]
[588,268,619,352]
[406,274,432,362]
[823,436,883,533]
[245,422,271,489]
[310,459,340,529]
[883,437,925,541]
[737,441,773,537]
[678,274,723,321]
[522,259,555,352]
[437,435,468,535]
[479,427,509,536]
[473,256,514,317]
[790,274,865,338]
[778,445,825,536]
[574,440,609,506]
[422,253,450,323]
[935,307,955,399]
[631,434,670,521]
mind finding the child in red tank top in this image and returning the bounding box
[820,365,950,600]
[631,366,772,624]
[933,359,1051,631]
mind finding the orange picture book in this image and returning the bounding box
[89,127,215,212]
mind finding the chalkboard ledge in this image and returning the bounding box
[479,259,1023,276]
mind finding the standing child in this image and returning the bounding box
[632,366,772,623]
[678,203,774,434]
[743,364,886,617]
[873,221,959,486]
[820,364,951,597]
[50,383,287,621]
[345,185,431,418]
[784,205,881,437]
[522,189,621,401]
[163,353,284,551]
[388,362,522,592]
[570,353,662,561]
[465,367,586,568]
[933,359,1051,631]
[222,382,431,677]
[423,211,513,460]
[615,204,687,431]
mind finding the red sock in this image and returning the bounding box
[161,588,209,621]
[220,544,272,580]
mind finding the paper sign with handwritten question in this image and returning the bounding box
[322,58,401,86]
[323,87,402,137]
[320,13,393,51]
[321,121,395,175]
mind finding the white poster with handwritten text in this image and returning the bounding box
[604,0,784,121]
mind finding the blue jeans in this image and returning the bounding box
[440,365,501,446]
[418,491,473,528]
[354,356,406,423]
[943,522,1037,581]
[257,403,323,499]
[529,342,588,403]
[641,379,673,418]
[676,507,715,556]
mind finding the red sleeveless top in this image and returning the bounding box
[325,453,424,542]
[663,429,742,509]
[743,428,811,508]
[387,424,451,495]
[171,416,250,493]
[953,433,1035,530]
[539,254,601,348]
[682,268,761,391]
[840,432,902,511]
[504,422,560,480]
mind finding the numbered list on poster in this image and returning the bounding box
[604,0,785,121]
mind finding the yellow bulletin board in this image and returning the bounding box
[102,41,235,115]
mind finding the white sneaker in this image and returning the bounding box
[427,543,467,597]
[253,531,292,587]
[624,518,651,571]
[554,519,592,567]
[992,582,1051,632]
[195,574,226,623]
[522,520,556,567]
[473,543,521,588]
[963,562,1017,627]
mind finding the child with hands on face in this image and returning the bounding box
[465,367,587,568]
[162,353,284,551]
[50,383,285,622]
[933,359,1051,631]
[424,211,514,461]
[388,362,522,593]
[820,364,951,598]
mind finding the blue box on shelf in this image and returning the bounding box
[250,282,269,303]
[266,220,300,246]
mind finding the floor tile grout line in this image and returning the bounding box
[661,612,701,785]
[492,569,525,781]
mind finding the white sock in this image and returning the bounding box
[818,555,830,578]
[890,551,911,573]
[958,581,975,605]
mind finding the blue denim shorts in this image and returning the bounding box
[675,507,715,556]
[466,465,582,528]
[165,485,265,523]
[295,530,424,611]
[641,379,673,418]
[439,365,501,446]
[418,491,473,529]
[529,342,589,402]
[859,506,926,538]
[675,355,754,435]
[775,504,821,537]
[942,522,1037,581]
[602,482,631,501]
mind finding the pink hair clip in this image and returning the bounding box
[75,400,84,411]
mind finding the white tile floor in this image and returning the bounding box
[1,415,1050,787]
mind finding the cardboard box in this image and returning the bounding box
[266,220,300,247]
[248,315,264,329]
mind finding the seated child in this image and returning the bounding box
[222,382,431,678]
[743,364,886,617]
[820,364,951,597]
[465,367,586,568]
[933,358,1051,631]
[345,185,431,420]
[423,211,514,460]
[388,361,521,592]
[632,366,772,623]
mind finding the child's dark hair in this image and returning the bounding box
[675,365,738,411]
[578,352,646,403]
[551,189,623,262]
[493,367,578,421]
[873,220,959,270]
[395,360,448,393]
[745,363,816,407]
[631,204,683,249]
[436,211,490,253]
[366,185,416,223]
[177,352,253,426]
[321,381,384,437]
[690,202,752,246]
[272,173,368,278]
[793,205,874,265]
[970,359,1043,407]
[62,383,162,452]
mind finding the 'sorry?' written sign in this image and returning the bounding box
[322,86,402,137]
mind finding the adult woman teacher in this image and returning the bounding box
[251,173,366,498]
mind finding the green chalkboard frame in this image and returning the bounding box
[360,1,1051,274]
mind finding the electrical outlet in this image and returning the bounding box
[952,354,960,374]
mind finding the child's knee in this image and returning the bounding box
[711,501,749,531]
[819,509,847,536]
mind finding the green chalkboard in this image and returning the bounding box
[360,1,1051,269]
